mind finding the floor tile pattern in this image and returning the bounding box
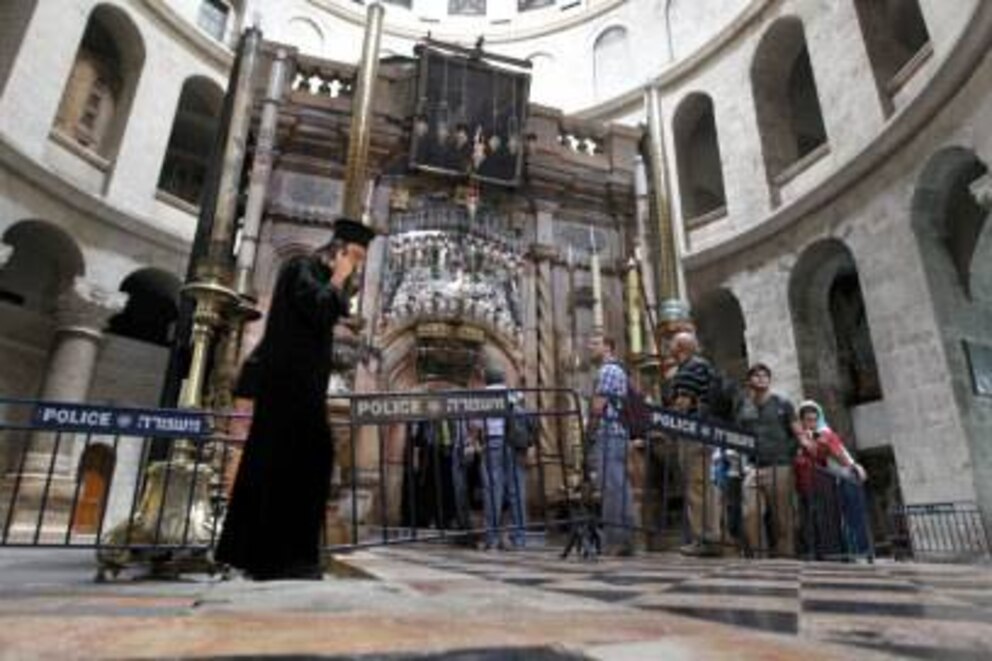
[376,546,992,659]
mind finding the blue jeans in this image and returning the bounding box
[840,478,872,557]
[481,436,526,548]
[592,433,634,548]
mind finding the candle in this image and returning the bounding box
[590,229,604,332]
[627,258,642,355]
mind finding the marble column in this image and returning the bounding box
[4,278,125,536]
[26,278,126,471]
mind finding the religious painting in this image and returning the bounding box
[410,45,530,187]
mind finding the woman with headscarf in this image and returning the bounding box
[795,400,871,560]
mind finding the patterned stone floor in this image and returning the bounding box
[0,546,989,659]
[363,546,992,660]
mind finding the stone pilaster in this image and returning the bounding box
[3,278,125,538]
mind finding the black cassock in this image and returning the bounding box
[216,254,348,578]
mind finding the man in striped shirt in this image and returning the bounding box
[670,331,720,556]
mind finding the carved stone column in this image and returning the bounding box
[532,205,564,500]
[4,278,125,535]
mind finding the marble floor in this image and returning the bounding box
[360,546,992,660]
[0,545,989,659]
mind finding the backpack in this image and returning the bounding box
[622,384,651,440]
[505,401,537,450]
[705,367,739,423]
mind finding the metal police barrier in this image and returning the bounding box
[0,397,251,578]
[584,405,763,558]
[0,390,589,570]
[890,502,991,562]
[583,405,874,561]
[335,387,589,553]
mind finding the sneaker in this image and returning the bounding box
[679,541,719,557]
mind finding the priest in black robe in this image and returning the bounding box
[216,217,375,580]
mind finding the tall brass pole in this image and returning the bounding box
[333,2,385,544]
[181,26,263,412]
[343,1,385,221]
[645,85,689,322]
[98,28,263,577]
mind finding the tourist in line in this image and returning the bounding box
[478,367,528,550]
[735,363,811,557]
[588,335,635,556]
[795,399,871,560]
[669,331,720,556]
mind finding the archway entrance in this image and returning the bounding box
[72,444,115,533]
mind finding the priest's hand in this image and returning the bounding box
[330,243,368,290]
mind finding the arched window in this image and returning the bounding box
[694,288,748,382]
[673,93,727,223]
[593,26,630,101]
[751,17,827,184]
[0,220,84,312]
[107,268,181,347]
[286,16,324,55]
[52,4,145,162]
[157,77,224,206]
[789,239,883,441]
[913,148,989,300]
[853,0,931,109]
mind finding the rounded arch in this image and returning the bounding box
[789,238,882,442]
[592,24,630,102]
[911,146,989,299]
[286,16,325,56]
[853,0,930,112]
[107,267,181,346]
[693,287,747,382]
[52,3,145,162]
[380,320,522,389]
[751,16,827,184]
[0,220,85,311]
[157,75,225,206]
[672,92,727,222]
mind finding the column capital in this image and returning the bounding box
[54,277,128,334]
[970,172,992,210]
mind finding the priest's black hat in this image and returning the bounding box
[330,217,377,247]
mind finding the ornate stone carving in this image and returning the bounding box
[54,277,128,334]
